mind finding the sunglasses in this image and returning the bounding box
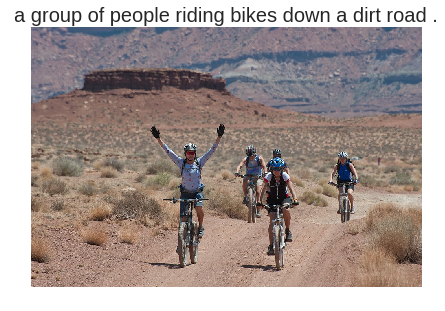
[272,168,282,171]
[186,151,195,155]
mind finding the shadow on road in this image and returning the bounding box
[148,262,181,269]
[241,264,276,271]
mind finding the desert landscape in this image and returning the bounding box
[31,69,422,287]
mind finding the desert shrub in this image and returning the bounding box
[207,188,247,220]
[147,172,173,189]
[220,169,235,180]
[40,167,53,179]
[366,203,422,264]
[135,173,146,183]
[390,170,413,185]
[360,174,381,188]
[100,167,118,178]
[89,201,112,221]
[31,197,42,212]
[79,180,97,196]
[40,177,68,196]
[292,177,305,188]
[109,190,165,224]
[119,225,140,244]
[297,169,312,180]
[31,173,39,187]
[31,237,50,263]
[300,191,328,207]
[82,228,107,246]
[146,159,179,176]
[322,184,338,198]
[102,157,124,172]
[51,200,65,211]
[52,156,83,177]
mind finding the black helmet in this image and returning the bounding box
[272,149,282,157]
[246,145,256,156]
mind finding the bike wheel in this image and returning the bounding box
[345,200,351,222]
[178,222,188,268]
[247,188,254,223]
[341,198,346,223]
[190,221,198,264]
[274,225,283,270]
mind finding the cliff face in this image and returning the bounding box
[82,69,226,92]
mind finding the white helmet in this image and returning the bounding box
[338,151,348,158]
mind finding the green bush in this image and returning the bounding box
[146,159,179,176]
[103,157,124,172]
[52,157,83,177]
[300,191,328,207]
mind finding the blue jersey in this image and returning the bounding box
[338,163,352,181]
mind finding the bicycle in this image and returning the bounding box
[163,197,208,268]
[263,201,298,270]
[236,173,262,223]
[329,181,355,223]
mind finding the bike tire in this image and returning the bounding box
[341,198,346,223]
[274,225,283,270]
[345,200,351,222]
[190,221,198,264]
[178,222,188,268]
[247,188,254,223]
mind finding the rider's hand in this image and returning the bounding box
[217,124,225,137]
[292,199,299,206]
[151,126,160,139]
[235,172,240,177]
[257,202,263,206]
[328,180,333,185]
[354,179,359,184]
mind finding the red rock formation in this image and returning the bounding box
[82,68,226,92]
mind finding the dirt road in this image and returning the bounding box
[31,189,421,287]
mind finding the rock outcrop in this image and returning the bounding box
[82,69,226,92]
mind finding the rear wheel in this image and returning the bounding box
[274,225,283,270]
[178,222,188,267]
[247,188,254,223]
[190,221,198,264]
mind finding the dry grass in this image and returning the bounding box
[81,227,108,246]
[119,225,140,244]
[207,187,247,220]
[40,166,53,179]
[31,236,50,263]
[89,201,112,221]
[365,203,422,264]
[357,247,416,286]
[100,167,118,178]
[40,177,68,196]
[300,191,328,207]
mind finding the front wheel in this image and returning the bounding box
[274,225,284,270]
[190,221,198,264]
[178,222,188,268]
[345,199,351,222]
[247,188,254,223]
[341,197,347,223]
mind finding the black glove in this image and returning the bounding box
[217,124,225,137]
[151,126,160,139]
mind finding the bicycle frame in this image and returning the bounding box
[265,203,290,270]
[237,174,262,223]
[329,181,354,223]
[163,197,208,267]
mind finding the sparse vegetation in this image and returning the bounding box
[82,228,108,246]
[300,191,328,207]
[365,203,421,264]
[40,177,68,196]
[31,237,50,263]
[207,188,247,220]
[52,156,84,177]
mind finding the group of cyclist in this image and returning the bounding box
[150,124,358,256]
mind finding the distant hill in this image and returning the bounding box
[31,27,421,117]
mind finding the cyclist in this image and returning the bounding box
[266,148,290,174]
[235,145,267,207]
[329,151,359,214]
[259,157,299,255]
[151,124,225,238]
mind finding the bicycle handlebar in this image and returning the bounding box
[163,197,209,204]
[329,181,356,187]
[235,173,262,178]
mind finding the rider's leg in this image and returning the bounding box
[255,179,263,202]
[337,189,341,213]
[242,178,247,197]
[195,205,204,227]
[268,212,276,245]
[347,189,354,212]
[283,208,291,229]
